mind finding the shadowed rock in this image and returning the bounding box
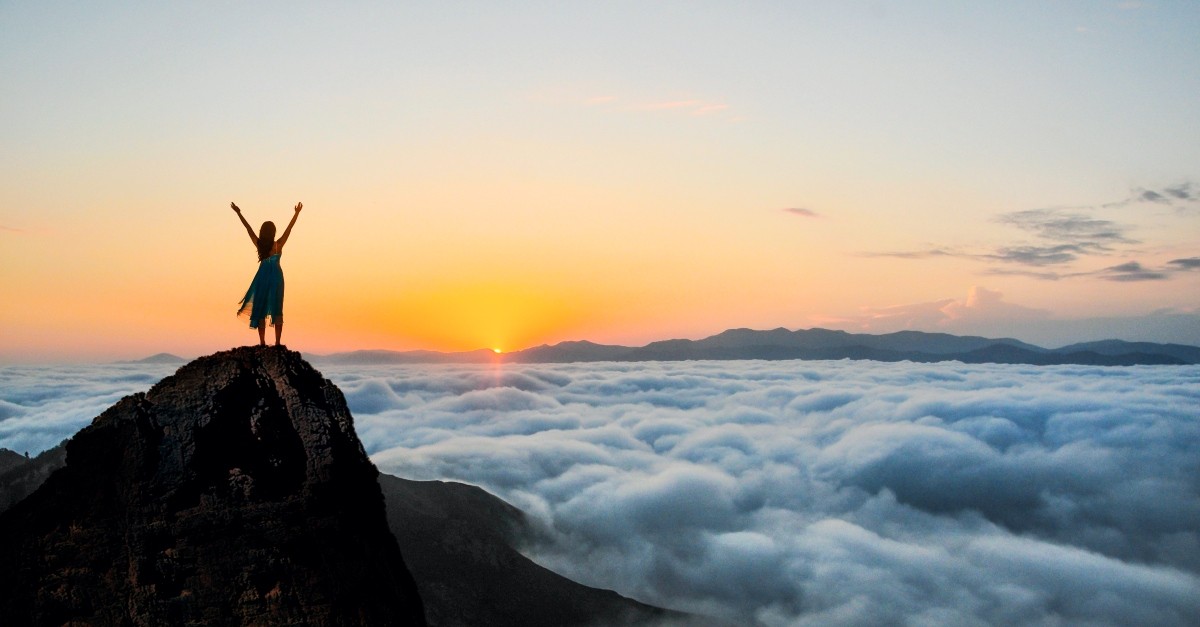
[0,445,66,511]
[0,346,426,626]
[379,475,685,626]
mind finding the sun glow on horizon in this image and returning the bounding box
[334,280,606,354]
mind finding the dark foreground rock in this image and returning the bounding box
[380,475,682,627]
[0,346,426,626]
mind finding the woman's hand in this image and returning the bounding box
[294,202,303,213]
[231,202,241,213]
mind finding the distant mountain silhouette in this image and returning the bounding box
[311,328,1196,366]
[1050,340,1200,364]
[116,352,188,364]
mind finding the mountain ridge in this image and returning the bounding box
[308,327,1198,366]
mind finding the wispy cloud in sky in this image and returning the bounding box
[782,207,820,218]
[982,267,1076,280]
[1104,182,1199,208]
[867,183,1198,280]
[983,243,1093,266]
[861,247,956,260]
[995,208,1135,250]
[1096,261,1169,282]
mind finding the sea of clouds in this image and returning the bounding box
[0,363,179,456]
[337,360,1200,626]
[2,358,1198,625]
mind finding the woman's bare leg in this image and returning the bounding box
[257,325,266,346]
[275,322,283,346]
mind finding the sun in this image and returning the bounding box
[492,348,502,354]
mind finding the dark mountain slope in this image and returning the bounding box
[379,475,680,626]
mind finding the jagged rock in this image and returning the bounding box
[0,346,426,626]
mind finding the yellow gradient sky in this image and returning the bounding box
[2,2,1199,362]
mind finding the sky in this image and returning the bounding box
[2,1,1199,362]
[4,359,1197,624]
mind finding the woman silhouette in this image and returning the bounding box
[231,201,302,346]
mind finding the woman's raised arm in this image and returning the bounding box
[277,202,303,247]
[231,202,257,245]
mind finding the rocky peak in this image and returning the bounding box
[0,346,426,626]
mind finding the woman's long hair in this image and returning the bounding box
[256,221,277,261]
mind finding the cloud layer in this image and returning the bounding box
[3,359,1198,625]
[0,364,178,455]
[340,360,1200,625]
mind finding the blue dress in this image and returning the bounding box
[237,253,284,328]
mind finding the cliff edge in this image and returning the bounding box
[0,346,426,626]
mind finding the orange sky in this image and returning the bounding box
[2,3,1199,362]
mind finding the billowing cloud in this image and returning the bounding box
[347,360,1200,626]
[6,359,1199,625]
[939,285,1050,322]
[0,364,178,455]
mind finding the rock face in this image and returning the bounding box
[379,475,677,627]
[0,346,426,626]
[0,445,66,511]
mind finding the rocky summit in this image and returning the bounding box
[0,346,426,626]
